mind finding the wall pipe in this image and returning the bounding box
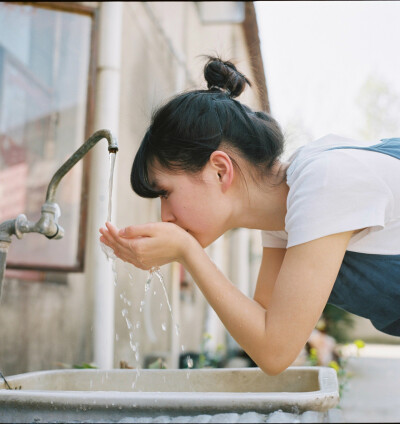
[84,1,123,369]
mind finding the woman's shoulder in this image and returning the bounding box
[285,133,379,183]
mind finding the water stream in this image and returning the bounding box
[107,152,116,223]
[149,267,180,337]
[100,151,185,383]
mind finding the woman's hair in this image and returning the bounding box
[131,56,285,198]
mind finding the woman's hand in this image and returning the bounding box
[99,221,197,270]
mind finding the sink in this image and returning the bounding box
[0,366,339,422]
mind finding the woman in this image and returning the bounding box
[100,56,400,375]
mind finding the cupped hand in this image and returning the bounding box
[99,221,196,270]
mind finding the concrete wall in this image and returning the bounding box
[113,1,264,369]
[0,1,265,375]
[0,272,92,374]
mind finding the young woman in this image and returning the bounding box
[100,57,400,375]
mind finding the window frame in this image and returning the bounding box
[3,1,99,273]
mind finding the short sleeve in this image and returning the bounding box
[261,230,288,248]
[285,152,393,248]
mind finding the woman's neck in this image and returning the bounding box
[230,161,290,231]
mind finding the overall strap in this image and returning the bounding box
[326,137,400,161]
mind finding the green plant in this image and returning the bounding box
[56,362,98,369]
[306,339,365,399]
[182,333,226,369]
[148,358,167,369]
[320,304,354,343]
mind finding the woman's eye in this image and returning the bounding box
[160,193,169,200]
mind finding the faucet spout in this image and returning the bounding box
[0,129,118,301]
[46,129,118,204]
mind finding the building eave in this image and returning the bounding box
[242,2,270,113]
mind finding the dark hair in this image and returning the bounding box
[131,56,285,198]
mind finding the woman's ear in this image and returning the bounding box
[209,150,234,192]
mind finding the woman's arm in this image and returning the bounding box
[181,230,353,375]
[253,247,286,310]
[100,222,353,375]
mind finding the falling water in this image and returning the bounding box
[107,152,116,222]
[148,267,180,337]
[100,153,184,386]
[101,152,118,265]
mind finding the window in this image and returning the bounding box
[0,2,95,271]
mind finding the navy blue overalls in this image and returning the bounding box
[325,138,400,336]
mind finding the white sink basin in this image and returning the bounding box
[0,366,339,422]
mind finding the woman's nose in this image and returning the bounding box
[160,200,175,223]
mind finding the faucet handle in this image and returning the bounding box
[14,214,29,239]
[46,223,64,240]
[40,203,64,240]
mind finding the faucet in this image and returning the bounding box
[0,129,118,300]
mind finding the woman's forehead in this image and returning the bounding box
[148,162,203,188]
[147,161,176,186]
[147,167,164,188]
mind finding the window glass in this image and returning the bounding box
[0,3,92,269]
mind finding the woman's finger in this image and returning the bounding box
[100,226,151,268]
[118,223,156,238]
[105,222,136,248]
[100,231,123,253]
[105,221,121,238]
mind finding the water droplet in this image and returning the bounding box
[125,318,133,330]
[122,309,128,317]
[187,357,193,368]
[145,274,152,292]
[135,351,140,362]
[161,323,167,331]
[101,242,117,260]
[181,345,185,352]
[175,324,180,336]
[160,303,163,310]
[136,321,141,329]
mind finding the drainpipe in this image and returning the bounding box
[167,52,187,369]
[85,1,123,369]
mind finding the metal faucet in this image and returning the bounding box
[0,129,118,300]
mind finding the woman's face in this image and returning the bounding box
[148,163,232,247]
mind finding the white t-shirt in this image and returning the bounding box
[261,134,400,255]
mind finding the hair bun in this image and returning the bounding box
[203,56,251,98]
